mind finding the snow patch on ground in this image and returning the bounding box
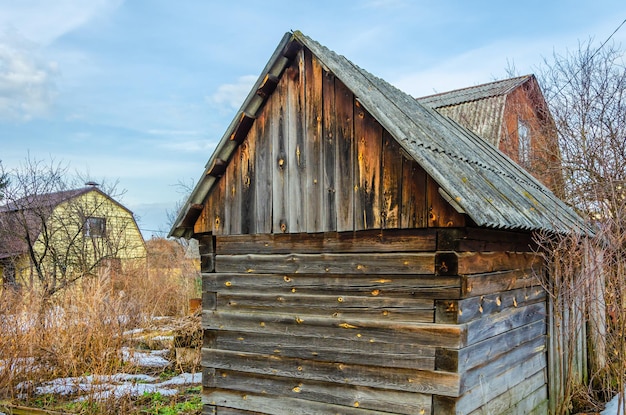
[19,372,201,402]
[602,393,621,415]
[122,347,170,368]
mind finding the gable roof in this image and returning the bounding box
[0,186,135,259]
[416,76,533,147]
[170,31,592,237]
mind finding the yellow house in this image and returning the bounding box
[0,184,146,295]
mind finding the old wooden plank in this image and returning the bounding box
[286,56,306,233]
[203,349,461,397]
[239,125,255,234]
[335,78,355,232]
[427,175,465,228]
[203,310,464,349]
[462,269,542,298]
[437,227,536,252]
[203,272,461,299]
[205,390,395,415]
[464,301,546,345]
[253,105,272,234]
[354,101,382,230]
[214,330,436,370]
[215,252,436,274]
[468,373,547,415]
[304,49,324,233]
[218,292,434,322]
[215,229,437,254]
[0,404,71,415]
[224,140,242,234]
[400,157,428,229]
[272,77,289,234]
[210,176,226,235]
[322,68,337,231]
[435,353,546,414]
[211,370,432,415]
[381,130,403,229]
[457,251,543,275]
[435,319,546,373]
[435,285,546,324]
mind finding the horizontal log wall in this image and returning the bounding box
[199,229,547,415]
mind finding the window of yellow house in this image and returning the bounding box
[84,217,106,237]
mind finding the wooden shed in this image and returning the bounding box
[170,31,591,415]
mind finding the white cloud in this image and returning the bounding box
[0,29,58,120]
[208,75,257,112]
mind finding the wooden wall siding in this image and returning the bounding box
[200,229,548,415]
[196,48,464,236]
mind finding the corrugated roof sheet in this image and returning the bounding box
[170,31,592,237]
[418,75,531,108]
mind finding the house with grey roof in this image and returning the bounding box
[171,31,591,414]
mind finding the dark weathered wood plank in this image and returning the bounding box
[462,269,541,298]
[457,251,543,275]
[213,330,436,369]
[202,310,464,349]
[467,372,547,415]
[427,175,465,228]
[203,272,461,299]
[215,229,437,254]
[239,131,255,234]
[401,157,428,229]
[205,390,396,415]
[381,130,402,229]
[354,101,382,230]
[210,176,226,235]
[435,319,546,373]
[465,301,546,346]
[436,285,546,324]
[272,78,289,234]
[224,142,242,234]
[437,227,536,252]
[322,68,337,232]
[217,292,434,322]
[254,107,272,234]
[304,49,324,233]
[286,56,306,233]
[203,349,461,397]
[215,252,436,274]
[335,78,354,232]
[209,370,432,415]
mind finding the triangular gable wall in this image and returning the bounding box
[195,48,464,235]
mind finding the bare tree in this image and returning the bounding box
[0,156,142,298]
[537,39,626,412]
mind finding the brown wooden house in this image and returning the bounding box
[170,31,591,415]
[418,76,564,195]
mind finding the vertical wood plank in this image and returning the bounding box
[224,145,242,234]
[304,50,324,233]
[322,69,337,231]
[254,104,272,234]
[401,157,428,229]
[273,79,289,233]
[427,176,466,228]
[335,78,354,232]
[354,101,382,230]
[286,55,306,233]
[240,131,255,234]
[210,176,226,235]
[381,130,402,229]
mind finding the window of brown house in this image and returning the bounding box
[84,217,106,237]
[518,118,531,168]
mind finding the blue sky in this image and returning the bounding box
[1,0,625,238]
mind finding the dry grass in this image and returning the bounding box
[0,239,202,414]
